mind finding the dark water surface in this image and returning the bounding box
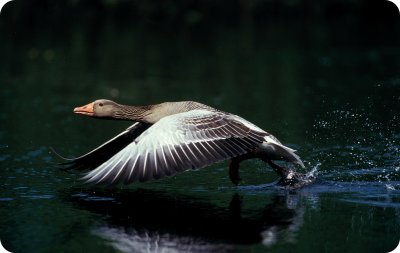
[1,1,400,252]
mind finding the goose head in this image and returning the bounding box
[74,99,121,119]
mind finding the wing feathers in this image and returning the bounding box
[54,122,151,171]
[207,140,229,159]
[71,110,289,186]
[125,155,141,184]
[108,159,130,187]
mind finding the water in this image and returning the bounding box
[1,1,400,252]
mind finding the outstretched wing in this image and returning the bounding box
[52,122,151,171]
[80,110,270,186]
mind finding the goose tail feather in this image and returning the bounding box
[259,136,305,168]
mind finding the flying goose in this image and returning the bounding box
[54,99,305,186]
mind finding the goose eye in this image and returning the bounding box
[99,103,104,107]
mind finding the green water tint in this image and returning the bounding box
[1,0,400,252]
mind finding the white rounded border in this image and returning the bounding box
[0,0,14,14]
[386,0,400,14]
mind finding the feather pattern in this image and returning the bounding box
[54,122,151,171]
[77,110,269,186]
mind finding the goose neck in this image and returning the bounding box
[115,105,153,122]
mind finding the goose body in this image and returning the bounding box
[57,99,305,186]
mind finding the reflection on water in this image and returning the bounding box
[66,189,307,252]
[56,176,400,253]
[93,226,237,253]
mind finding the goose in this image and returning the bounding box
[53,99,305,187]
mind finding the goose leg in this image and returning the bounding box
[263,159,290,178]
[228,150,306,186]
[263,159,306,181]
[228,149,257,185]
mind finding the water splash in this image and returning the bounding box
[307,108,399,184]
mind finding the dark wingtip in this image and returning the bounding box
[50,147,75,161]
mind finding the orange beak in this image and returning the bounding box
[74,102,94,116]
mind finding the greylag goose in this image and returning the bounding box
[54,99,305,186]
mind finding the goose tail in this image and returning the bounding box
[259,136,305,168]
